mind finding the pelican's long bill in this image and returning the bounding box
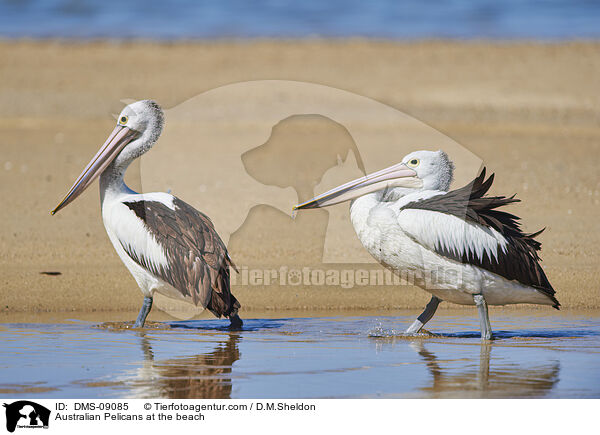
[51,125,139,215]
[294,162,421,210]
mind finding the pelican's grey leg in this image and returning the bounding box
[133,296,153,328]
[405,296,441,334]
[473,294,492,340]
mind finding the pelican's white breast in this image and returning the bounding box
[101,192,178,298]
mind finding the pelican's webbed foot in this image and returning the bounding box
[228,314,243,330]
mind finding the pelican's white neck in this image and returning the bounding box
[99,155,137,204]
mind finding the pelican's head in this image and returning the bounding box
[400,150,454,191]
[111,100,164,166]
[294,149,454,210]
[51,100,164,215]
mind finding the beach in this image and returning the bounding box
[1,40,599,317]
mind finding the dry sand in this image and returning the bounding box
[0,40,599,318]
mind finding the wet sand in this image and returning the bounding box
[0,40,599,314]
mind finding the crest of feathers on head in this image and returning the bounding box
[436,150,455,192]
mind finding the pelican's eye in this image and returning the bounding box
[119,115,129,125]
[407,158,420,168]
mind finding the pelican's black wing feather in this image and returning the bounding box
[122,197,240,318]
[402,168,559,308]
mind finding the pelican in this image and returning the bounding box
[294,150,559,339]
[52,100,242,329]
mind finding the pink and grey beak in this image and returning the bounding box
[294,162,421,210]
[51,125,139,215]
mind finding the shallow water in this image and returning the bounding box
[1,311,599,398]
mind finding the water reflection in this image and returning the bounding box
[126,332,240,399]
[2,314,597,399]
[410,341,560,398]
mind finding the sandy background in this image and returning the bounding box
[0,40,598,318]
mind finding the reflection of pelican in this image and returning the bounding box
[410,341,559,398]
[128,332,240,399]
[51,100,241,328]
[295,150,559,339]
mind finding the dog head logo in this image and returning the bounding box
[3,401,50,433]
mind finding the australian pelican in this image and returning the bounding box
[52,100,242,329]
[294,150,558,339]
